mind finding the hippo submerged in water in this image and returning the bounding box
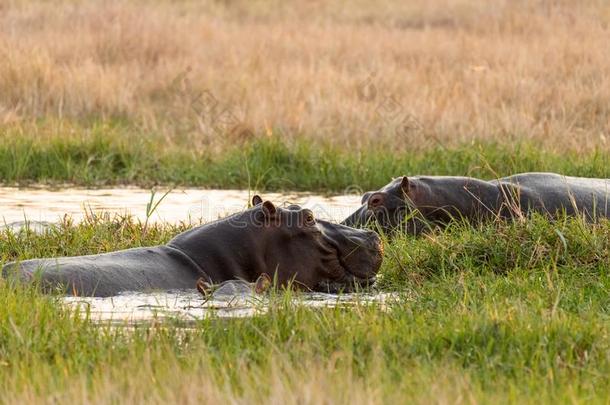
[343,172,610,234]
[3,196,383,297]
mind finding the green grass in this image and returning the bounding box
[1,123,609,191]
[2,214,610,403]
[2,120,610,402]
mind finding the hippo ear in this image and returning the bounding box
[361,192,372,204]
[262,200,277,217]
[400,176,410,194]
[254,273,272,294]
[196,277,213,297]
[252,195,263,206]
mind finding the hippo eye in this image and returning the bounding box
[304,212,315,225]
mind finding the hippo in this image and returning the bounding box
[343,173,610,234]
[3,196,383,297]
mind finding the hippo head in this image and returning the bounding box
[171,195,384,293]
[248,195,383,292]
[342,176,425,234]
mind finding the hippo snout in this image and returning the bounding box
[368,230,384,273]
[342,228,383,280]
[360,229,382,256]
[316,228,383,293]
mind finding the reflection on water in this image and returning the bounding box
[0,187,361,226]
[62,285,399,324]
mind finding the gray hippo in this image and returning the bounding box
[343,173,610,234]
[3,196,383,297]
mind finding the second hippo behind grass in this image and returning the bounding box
[3,196,383,297]
[343,173,610,235]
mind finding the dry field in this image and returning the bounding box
[1,0,609,152]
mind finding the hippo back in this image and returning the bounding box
[492,172,610,218]
[2,246,202,297]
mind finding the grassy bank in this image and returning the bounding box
[1,126,609,192]
[2,215,610,402]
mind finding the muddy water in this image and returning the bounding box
[0,186,361,226]
[1,187,383,323]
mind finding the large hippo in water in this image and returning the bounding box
[3,196,383,297]
[343,172,610,234]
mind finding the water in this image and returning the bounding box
[0,186,361,227]
[62,285,399,324]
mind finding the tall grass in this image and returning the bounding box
[0,124,609,191]
[2,214,610,402]
[1,0,609,151]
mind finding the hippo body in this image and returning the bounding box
[493,173,610,218]
[4,246,202,297]
[344,172,610,234]
[4,196,383,297]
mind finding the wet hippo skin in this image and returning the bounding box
[343,172,610,234]
[3,196,383,297]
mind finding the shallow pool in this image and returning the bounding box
[62,285,399,324]
[0,186,362,226]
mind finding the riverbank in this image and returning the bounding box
[2,128,609,192]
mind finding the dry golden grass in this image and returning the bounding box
[1,0,609,151]
[2,354,495,405]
